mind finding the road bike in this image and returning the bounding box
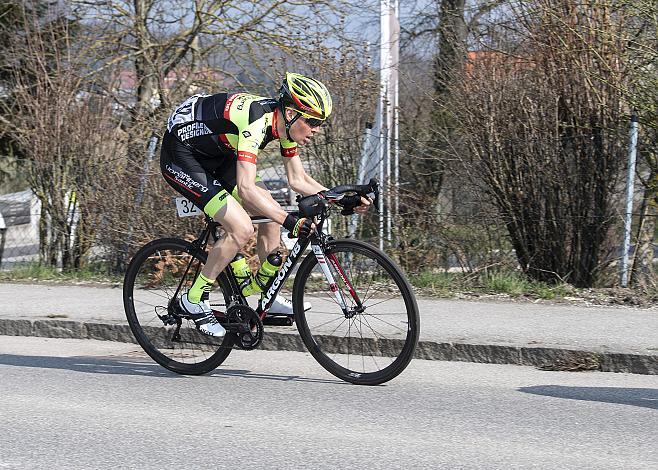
[123,179,420,385]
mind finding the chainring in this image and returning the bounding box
[225,304,264,350]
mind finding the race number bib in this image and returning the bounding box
[175,197,202,217]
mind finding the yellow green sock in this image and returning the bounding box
[188,273,214,303]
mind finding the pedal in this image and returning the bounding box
[262,315,295,326]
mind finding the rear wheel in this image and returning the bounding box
[123,238,234,375]
[293,239,419,385]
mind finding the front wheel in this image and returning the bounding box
[293,239,420,385]
[123,237,235,375]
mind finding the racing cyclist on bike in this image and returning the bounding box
[160,72,371,337]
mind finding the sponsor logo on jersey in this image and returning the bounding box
[236,94,250,111]
[177,122,212,141]
[167,94,207,132]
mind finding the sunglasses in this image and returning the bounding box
[303,116,325,128]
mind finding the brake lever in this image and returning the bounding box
[367,178,380,213]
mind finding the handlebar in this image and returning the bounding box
[324,178,379,201]
[295,179,379,218]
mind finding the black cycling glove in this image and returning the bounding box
[337,194,362,215]
[283,214,314,239]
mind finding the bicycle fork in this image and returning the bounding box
[312,243,364,317]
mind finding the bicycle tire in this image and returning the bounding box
[123,237,234,375]
[293,239,419,385]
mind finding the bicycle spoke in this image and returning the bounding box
[133,296,167,307]
[359,314,390,340]
[125,241,233,373]
[328,316,350,337]
[297,240,419,384]
[361,313,408,333]
[306,315,348,330]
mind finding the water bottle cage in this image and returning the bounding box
[236,270,279,296]
[253,276,267,291]
[255,269,279,292]
[236,275,253,293]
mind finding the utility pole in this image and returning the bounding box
[379,0,399,249]
[379,0,390,250]
[620,112,639,287]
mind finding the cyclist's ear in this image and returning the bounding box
[284,108,296,120]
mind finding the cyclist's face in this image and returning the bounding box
[284,109,321,145]
[290,113,322,146]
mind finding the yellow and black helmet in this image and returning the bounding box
[278,72,333,120]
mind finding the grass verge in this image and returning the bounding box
[0,262,122,285]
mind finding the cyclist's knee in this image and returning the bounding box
[228,223,255,247]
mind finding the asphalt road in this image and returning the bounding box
[0,336,656,470]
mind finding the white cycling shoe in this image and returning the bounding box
[178,293,226,337]
[266,294,311,315]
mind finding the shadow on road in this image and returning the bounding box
[0,354,178,377]
[0,353,344,385]
[518,385,658,410]
[211,368,344,385]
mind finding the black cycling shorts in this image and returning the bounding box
[160,131,242,216]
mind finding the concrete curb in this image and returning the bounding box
[1,318,656,375]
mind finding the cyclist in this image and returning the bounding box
[160,72,371,336]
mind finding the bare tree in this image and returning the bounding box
[3,3,125,269]
[65,0,366,263]
[452,0,632,286]
[384,1,511,272]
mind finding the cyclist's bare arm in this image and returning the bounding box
[283,156,372,213]
[283,154,327,196]
[236,161,288,224]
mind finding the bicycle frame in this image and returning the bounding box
[184,210,362,317]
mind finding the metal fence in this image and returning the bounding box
[0,162,300,271]
[0,190,40,268]
[0,147,655,284]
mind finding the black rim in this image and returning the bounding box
[124,238,233,373]
[295,240,419,384]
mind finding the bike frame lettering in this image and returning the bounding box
[260,240,306,309]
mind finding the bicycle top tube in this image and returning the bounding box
[204,211,299,227]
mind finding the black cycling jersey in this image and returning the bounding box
[166,92,298,163]
[161,92,297,217]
